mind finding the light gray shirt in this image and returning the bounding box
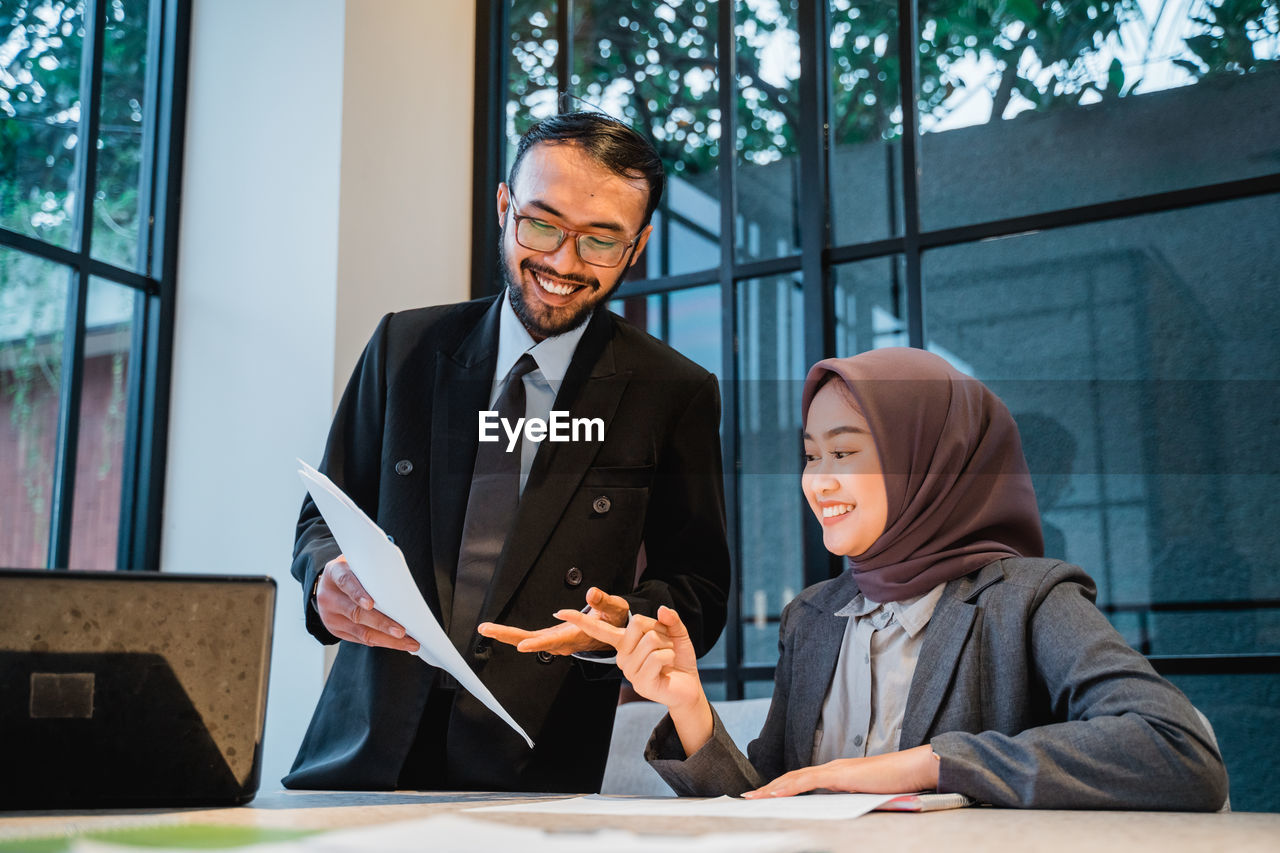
[812,582,946,764]
[493,291,589,494]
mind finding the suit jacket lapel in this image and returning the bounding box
[479,309,623,626]
[788,576,857,766]
[429,297,501,633]
[899,561,1005,747]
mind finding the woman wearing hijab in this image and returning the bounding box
[557,348,1228,810]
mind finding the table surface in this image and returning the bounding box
[2,790,1277,852]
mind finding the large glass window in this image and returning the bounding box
[0,0,189,571]
[482,0,1279,808]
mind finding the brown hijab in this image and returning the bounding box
[801,348,1044,602]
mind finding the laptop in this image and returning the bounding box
[0,569,275,808]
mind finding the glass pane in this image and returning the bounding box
[921,195,1280,650]
[0,0,87,250]
[68,277,137,570]
[735,0,801,263]
[737,274,804,667]
[0,247,73,568]
[507,0,559,162]
[574,0,722,278]
[92,0,151,271]
[829,0,902,245]
[1166,673,1280,813]
[610,284,725,669]
[832,254,907,355]
[917,0,1280,229]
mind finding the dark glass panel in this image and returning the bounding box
[735,0,801,263]
[916,0,1280,229]
[0,246,72,568]
[91,0,151,271]
[68,277,137,570]
[574,0,722,277]
[0,0,87,249]
[829,0,902,245]
[737,274,805,666]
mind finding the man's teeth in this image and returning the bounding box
[822,504,854,518]
[534,272,580,296]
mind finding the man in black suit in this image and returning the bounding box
[283,112,730,793]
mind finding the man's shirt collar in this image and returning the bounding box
[494,289,591,395]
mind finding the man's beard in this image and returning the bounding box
[499,238,617,339]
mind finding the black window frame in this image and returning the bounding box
[474,0,1280,694]
[0,0,192,573]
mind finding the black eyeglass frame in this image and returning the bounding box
[507,193,642,268]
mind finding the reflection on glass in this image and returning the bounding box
[609,284,724,668]
[507,0,560,162]
[0,247,72,568]
[922,194,1280,648]
[829,0,902,245]
[737,274,804,666]
[1168,673,1279,812]
[917,0,1280,228]
[68,278,137,570]
[0,1,86,249]
[92,0,151,271]
[832,254,906,355]
[735,0,802,263]
[573,0,722,277]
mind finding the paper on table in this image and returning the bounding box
[297,459,533,748]
[469,792,899,820]
[302,814,810,853]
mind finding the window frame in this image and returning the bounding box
[475,0,1280,695]
[0,0,192,572]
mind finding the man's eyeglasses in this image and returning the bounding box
[508,194,639,268]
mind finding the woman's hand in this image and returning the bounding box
[478,587,631,655]
[557,604,714,757]
[742,745,941,799]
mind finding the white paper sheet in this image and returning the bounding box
[471,792,899,820]
[305,814,810,853]
[297,459,533,748]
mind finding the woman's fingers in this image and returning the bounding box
[553,607,628,649]
[742,765,828,799]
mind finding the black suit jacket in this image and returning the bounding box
[283,296,731,792]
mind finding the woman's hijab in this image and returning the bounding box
[801,347,1044,602]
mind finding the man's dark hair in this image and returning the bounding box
[508,111,666,227]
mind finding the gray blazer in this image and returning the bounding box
[648,558,1229,810]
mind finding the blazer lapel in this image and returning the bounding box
[899,562,1005,747]
[788,576,858,766]
[429,297,501,633]
[479,309,623,626]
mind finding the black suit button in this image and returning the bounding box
[537,651,554,664]
[592,496,611,514]
[386,534,396,545]
[395,459,414,475]
[474,637,491,656]
[565,566,583,587]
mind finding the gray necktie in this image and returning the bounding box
[450,352,538,653]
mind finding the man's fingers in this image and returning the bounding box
[326,556,373,610]
[585,587,631,624]
[327,612,419,653]
[513,622,579,653]
[553,608,626,648]
[477,622,537,646]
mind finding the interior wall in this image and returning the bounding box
[165,0,474,788]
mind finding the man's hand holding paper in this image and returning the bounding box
[315,555,420,654]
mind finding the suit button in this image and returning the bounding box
[565,566,583,588]
[395,459,414,475]
[386,534,396,545]
[474,637,491,657]
[537,651,554,664]
[592,496,611,514]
